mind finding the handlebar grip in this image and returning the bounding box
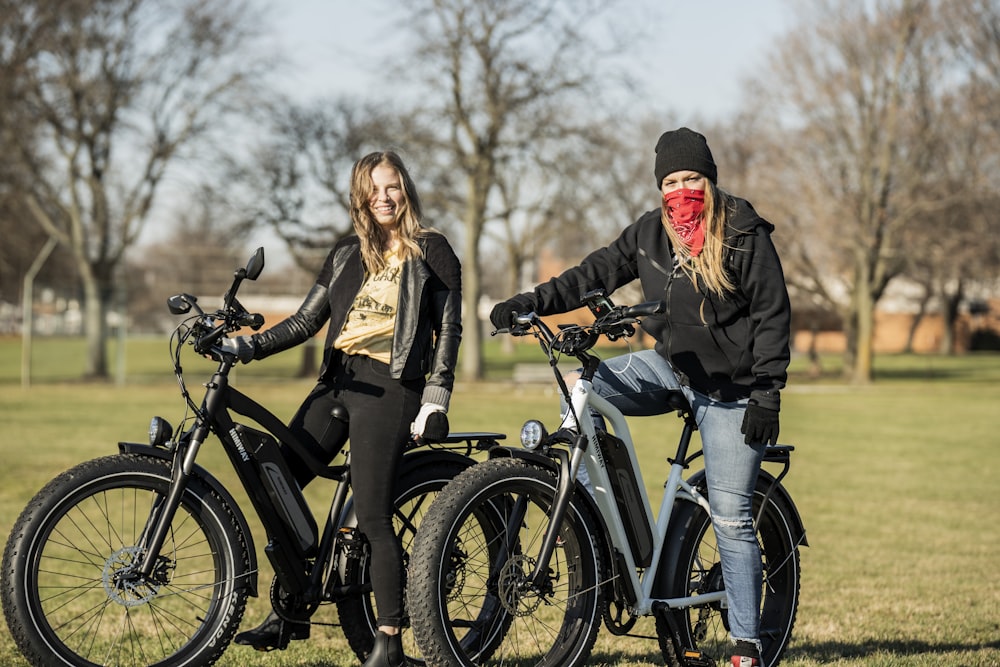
[194,323,228,355]
[622,300,666,318]
[240,313,265,330]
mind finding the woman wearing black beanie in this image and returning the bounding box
[491,127,791,667]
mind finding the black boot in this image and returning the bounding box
[233,609,310,651]
[362,630,404,667]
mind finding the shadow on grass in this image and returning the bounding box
[872,368,1000,383]
[218,636,1000,667]
[586,646,667,666]
[786,637,1000,662]
[585,636,1000,665]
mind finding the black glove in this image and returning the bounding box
[741,401,779,445]
[218,335,256,364]
[489,294,536,330]
[422,411,450,442]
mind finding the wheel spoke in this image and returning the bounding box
[4,457,248,666]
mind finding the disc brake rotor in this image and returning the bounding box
[496,554,544,616]
[102,546,165,607]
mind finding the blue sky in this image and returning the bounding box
[269,0,795,123]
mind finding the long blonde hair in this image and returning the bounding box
[661,181,737,296]
[349,151,425,274]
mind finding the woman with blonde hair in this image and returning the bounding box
[226,150,462,667]
[490,128,790,667]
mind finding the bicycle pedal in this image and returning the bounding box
[681,649,714,667]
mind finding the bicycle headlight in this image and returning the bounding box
[519,420,548,451]
[148,416,174,448]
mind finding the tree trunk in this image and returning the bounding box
[499,245,522,356]
[297,338,320,378]
[938,280,963,355]
[461,247,483,381]
[460,176,485,381]
[853,290,875,384]
[82,272,110,379]
[841,308,857,381]
[903,285,932,353]
[849,258,875,384]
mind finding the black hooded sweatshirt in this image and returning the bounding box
[522,197,790,411]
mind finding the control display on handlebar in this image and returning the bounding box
[583,289,616,319]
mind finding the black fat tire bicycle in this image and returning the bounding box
[1,248,503,667]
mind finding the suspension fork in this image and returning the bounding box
[136,424,209,578]
[489,495,528,585]
[526,448,577,587]
[485,449,576,591]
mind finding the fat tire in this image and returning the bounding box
[656,476,802,667]
[2,454,251,667]
[338,460,470,666]
[408,457,602,667]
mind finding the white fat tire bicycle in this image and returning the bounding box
[407,294,806,667]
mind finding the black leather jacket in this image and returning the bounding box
[248,232,462,409]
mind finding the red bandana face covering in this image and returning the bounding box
[663,188,706,257]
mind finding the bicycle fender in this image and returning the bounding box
[683,468,808,548]
[336,449,478,530]
[651,468,807,605]
[399,448,478,475]
[117,442,259,596]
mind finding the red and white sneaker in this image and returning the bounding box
[731,639,761,667]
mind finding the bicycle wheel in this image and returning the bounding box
[338,459,471,665]
[408,457,603,667]
[656,476,802,667]
[2,454,252,667]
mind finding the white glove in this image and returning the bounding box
[411,403,446,438]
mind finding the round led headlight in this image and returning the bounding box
[148,416,174,448]
[519,420,548,451]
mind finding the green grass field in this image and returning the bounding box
[1,336,998,666]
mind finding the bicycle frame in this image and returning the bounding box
[505,305,800,622]
[122,245,507,624]
[563,375,724,616]
[126,357,503,610]
[123,356,322,591]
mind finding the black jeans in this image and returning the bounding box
[283,353,423,627]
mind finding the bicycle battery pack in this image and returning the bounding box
[596,430,654,567]
[234,423,318,555]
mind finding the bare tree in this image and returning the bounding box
[754,0,939,383]
[1,0,272,378]
[932,0,1000,350]
[226,99,413,275]
[0,3,77,307]
[127,185,248,334]
[398,0,637,380]
[483,118,652,299]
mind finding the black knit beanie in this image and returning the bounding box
[654,127,717,186]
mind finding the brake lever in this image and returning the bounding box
[492,311,535,337]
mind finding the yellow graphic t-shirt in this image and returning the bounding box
[334,251,403,364]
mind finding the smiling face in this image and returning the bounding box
[368,163,404,230]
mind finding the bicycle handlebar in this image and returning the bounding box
[490,298,666,357]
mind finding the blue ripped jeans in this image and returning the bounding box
[581,349,765,647]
